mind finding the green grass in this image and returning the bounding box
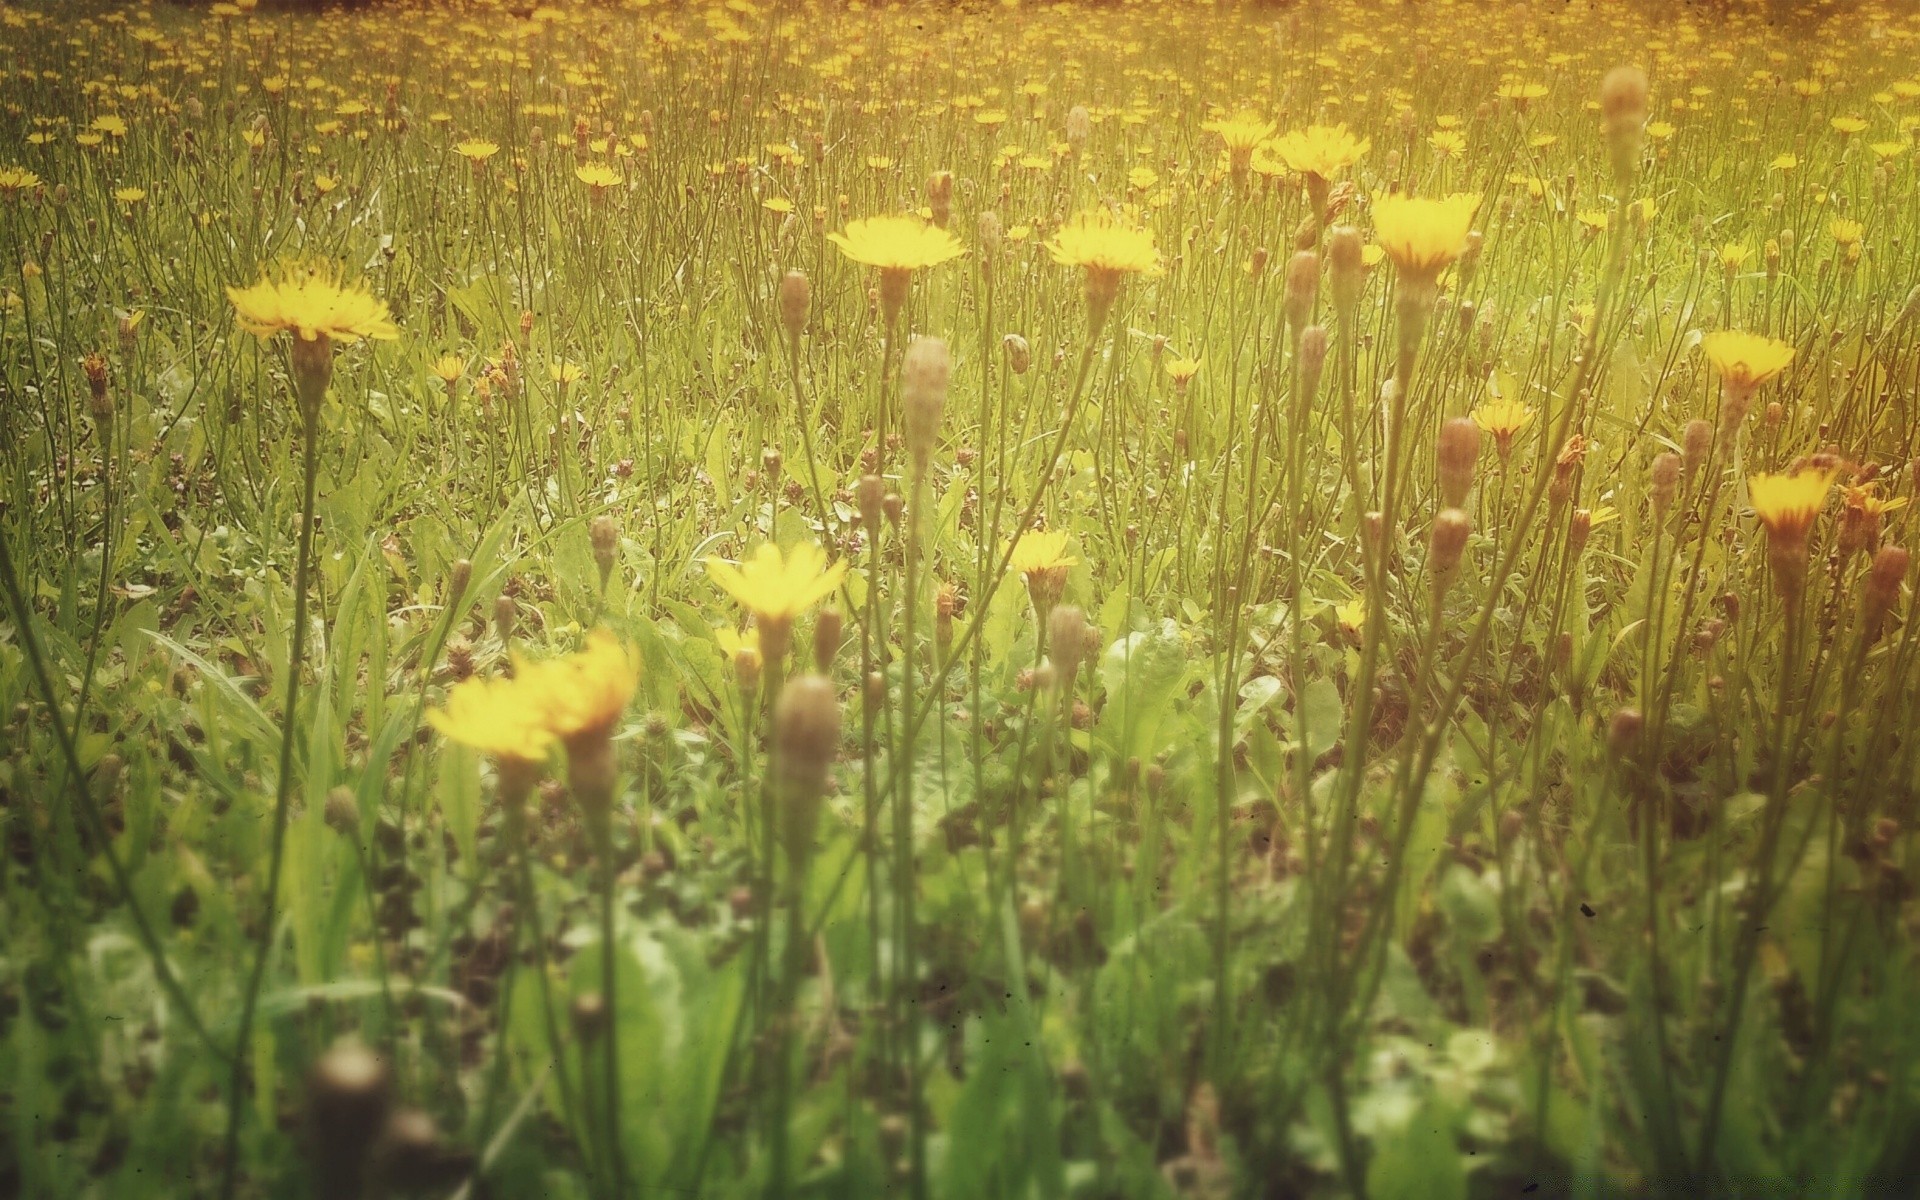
[2,0,1919,1196]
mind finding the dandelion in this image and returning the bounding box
[1472,397,1536,462]
[1009,529,1076,617]
[430,354,465,385]
[1370,192,1481,283]
[427,672,557,784]
[1749,467,1836,606]
[574,162,621,196]
[455,139,499,165]
[1702,330,1794,433]
[827,214,965,324]
[1164,355,1202,393]
[227,263,398,417]
[0,167,43,196]
[1203,111,1275,178]
[706,542,848,664]
[1043,208,1160,333]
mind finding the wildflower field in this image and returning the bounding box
[5,0,1920,1194]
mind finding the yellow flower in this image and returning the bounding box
[1829,115,1868,135]
[226,263,399,344]
[113,186,147,205]
[1268,123,1369,180]
[549,360,585,385]
[1749,469,1834,537]
[574,162,622,190]
[1333,596,1367,638]
[1719,243,1751,271]
[0,166,43,195]
[706,542,848,629]
[430,353,465,384]
[1009,530,1077,576]
[1203,112,1275,152]
[1576,208,1609,234]
[428,673,557,767]
[1044,208,1160,276]
[1702,330,1794,393]
[1428,129,1467,159]
[91,114,128,137]
[455,139,500,163]
[519,629,640,748]
[1472,397,1536,458]
[1830,217,1864,246]
[826,215,965,272]
[1164,355,1202,386]
[1370,192,1481,280]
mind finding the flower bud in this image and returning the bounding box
[1607,707,1643,758]
[901,336,950,473]
[1650,452,1680,521]
[1681,418,1713,482]
[590,515,619,590]
[448,558,472,604]
[1299,325,1328,396]
[1863,545,1909,643]
[813,608,843,675]
[774,675,842,869]
[1002,332,1031,374]
[1284,250,1319,335]
[324,785,359,838]
[778,270,810,341]
[1046,604,1087,688]
[857,474,885,534]
[308,1039,390,1200]
[1436,417,1481,509]
[1327,225,1365,315]
[1429,508,1472,592]
[493,593,517,643]
[1600,66,1649,185]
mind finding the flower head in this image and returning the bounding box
[1204,112,1276,153]
[428,673,557,769]
[226,262,399,345]
[430,353,465,385]
[574,162,622,191]
[1750,467,1835,603]
[1010,530,1076,617]
[1371,192,1481,280]
[1702,331,1794,406]
[0,166,41,196]
[455,139,499,163]
[1472,397,1536,460]
[826,215,965,272]
[1044,208,1160,276]
[517,629,640,749]
[707,542,848,654]
[1270,124,1370,180]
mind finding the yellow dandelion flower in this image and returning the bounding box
[1164,355,1202,386]
[706,542,848,630]
[827,215,965,272]
[1269,123,1369,181]
[1009,530,1077,576]
[455,139,500,163]
[1472,397,1536,459]
[226,263,399,345]
[1371,192,1481,280]
[574,162,622,190]
[430,354,465,384]
[1702,330,1794,394]
[1749,468,1834,538]
[518,629,640,749]
[428,673,557,768]
[1044,208,1160,276]
[0,167,43,195]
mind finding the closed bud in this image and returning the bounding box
[857,474,885,533]
[774,674,842,868]
[1429,508,1472,591]
[1299,325,1328,396]
[1003,332,1031,374]
[1065,105,1091,151]
[1569,508,1593,558]
[308,1039,390,1200]
[1607,707,1644,758]
[448,558,472,604]
[804,609,839,676]
[1863,545,1909,643]
[1327,225,1365,315]
[978,211,1003,261]
[590,515,618,588]
[1046,604,1087,687]
[324,786,359,838]
[778,270,810,341]
[570,993,607,1041]
[1650,452,1680,520]
[1436,417,1481,508]
[493,593,517,643]
[1284,250,1319,334]
[901,336,950,472]
[1682,418,1713,481]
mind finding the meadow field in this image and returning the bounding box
[3,0,1919,1195]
